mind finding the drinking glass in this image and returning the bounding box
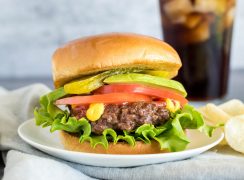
[159,0,236,100]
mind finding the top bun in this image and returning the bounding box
[52,33,181,88]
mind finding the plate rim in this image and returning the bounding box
[18,119,224,159]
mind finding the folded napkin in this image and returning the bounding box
[1,84,244,180]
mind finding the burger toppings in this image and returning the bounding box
[34,68,217,152]
[63,70,187,96]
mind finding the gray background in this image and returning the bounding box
[0,0,244,79]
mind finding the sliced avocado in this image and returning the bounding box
[104,73,187,97]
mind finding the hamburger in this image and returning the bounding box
[34,33,214,154]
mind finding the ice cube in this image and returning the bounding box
[163,0,193,24]
[225,7,235,28]
[182,20,210,44]
[194,0,227,15]
[184,13,202,29]
[194,0,216,13]
[215,0,228,15]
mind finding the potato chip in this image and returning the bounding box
[204,103,231,124]
[197,99,244,147]
[219,99,244,116]
[198,104,227,145]
[225,115,244,153]
[197,106,214,125]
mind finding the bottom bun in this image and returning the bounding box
[60,131,168,154]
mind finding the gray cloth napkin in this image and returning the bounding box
[1,84,244,180]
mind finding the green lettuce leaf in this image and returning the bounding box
[80,128,118,149]
[34,87,67,127]
[51,117,91,135]
[115,130,136,146]
[153,113,190,151]
[181,105,217,136]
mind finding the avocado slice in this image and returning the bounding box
[104,73,187,97]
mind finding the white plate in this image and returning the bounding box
[18,119,224,167]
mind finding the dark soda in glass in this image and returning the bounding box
[159,0,235,100]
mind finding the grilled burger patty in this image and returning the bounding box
[71,102,170,134]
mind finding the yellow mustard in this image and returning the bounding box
[174,100,180,112]
[166,99,180,113]
[86,103,105,121]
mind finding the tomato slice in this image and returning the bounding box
[55,93,151,105]
[94,84,188,105]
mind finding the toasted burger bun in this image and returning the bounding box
[60,131,168,154]
[52,33,181,88]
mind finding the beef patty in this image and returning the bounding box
[71,102,170,135]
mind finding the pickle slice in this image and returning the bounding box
[64,68,144,94]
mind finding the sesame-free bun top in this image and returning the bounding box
[52,33,181,88]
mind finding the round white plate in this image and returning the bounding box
[18,119,224,167]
